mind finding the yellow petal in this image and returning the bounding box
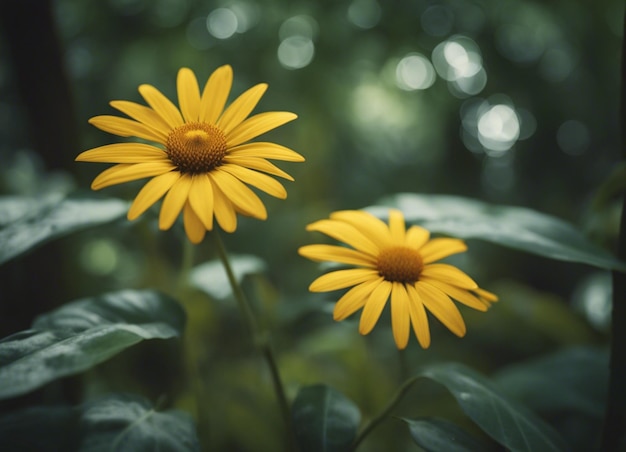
[388,209,406,243]
[218,83,268,134]
[309,268,379,292]
[199,65,233,124]
[416,282,467,337]
[209,170,267,219]
[76,143,168,163]
[159,174,193,230]
[177,68,201,123]
[298,244,377,267]
[91,162,176,190]
[219,164,287,199]
[210,178,238,232]
[474,287,499,303]
[223,155,294,181]
[109,100,171,136]
[390,282,411,349]
[422,279,488,312]
[183,201,206,244]
[228,142,305,162]
[333,277,383,321]
[406,284,431,349]
[329,210,392,249]
[127,171,181,220]
[420,238,468,264]
[359,281,392,335]
[226,112,297,147]
[405,225,430,250]
[306,219,380,257]
[420,264,478,289]
[89,116,166,143]
[138,84,184,129]
[188,173,214,230]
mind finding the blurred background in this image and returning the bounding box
[0,0,623,450]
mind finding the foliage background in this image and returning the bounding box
[0,0,622,450]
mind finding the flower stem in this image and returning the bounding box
[601,10,626,451]
[211,230,295,451]
[350,376,419,451]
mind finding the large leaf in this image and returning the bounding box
[370,193,626,271]
[0,193,128,265]
[403,417,490,452]
[419,363,568,452]
[0,290,185,400]
[189,254,266,300]
[0,393,199,451]
[292,384,361,452]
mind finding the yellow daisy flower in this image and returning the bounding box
[298,209,498,349]
[76,65,303,243]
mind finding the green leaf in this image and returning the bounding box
[419,363,568,452]
[0,290,185,400]
[189,254,266,300]
[292,384,361,452]
[403,417,490,452]
[371,193,626,271]
[0,393,199,451]
[0,193,128,266]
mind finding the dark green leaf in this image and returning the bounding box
[292,384,361,452]
[371,193,626,271]
[189,254,266,300]
[403,417,490,452]
[0,194,128,266]
[0,290,185,400]
[419,363,568,452]
[0,393,199,452]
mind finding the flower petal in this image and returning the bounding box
[328,210,392,249]
[228,142,305,162]
[91,162,176,190]
[416,282,467,338]
[199,65,233,124]
[188,173,214,230]
[420,263,478,289]
[306,219,380,257]
[359,281,392,335]
[420,238,468,264]
[474,288,499,303]
[390,282,411,349]
[309,268,380,292]
[183,201,206,244]
[405,225,430,250]
[406,284,431,349]
[127,171,181,220]
[298,244,377,267]
[333,277,384,321]
[89,115,166,143]
[210,178,238,232]
[159,174,193,230]
[138,84,184,129]
[177,67,201,123]
[218,83,268,134]
[223,155,294,180]
[219,164,287,199]
[226,112,297,147]
[423,279,488,312]
[209,170,267,219]
[388,209,406,243]
[109,100,171,137]
[76,143,168,163]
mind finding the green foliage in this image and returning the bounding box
[292,384,361,452]
[403,417,490,452]
[0,290,185,400]
[373,193,626,271]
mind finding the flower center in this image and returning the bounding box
[166,122,228,174]
[377,246,423,283]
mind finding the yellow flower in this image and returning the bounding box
[299,209,498,349]
[76,66,303,243]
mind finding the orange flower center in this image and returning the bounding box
[377,246,423,283]
[166,122,228,173]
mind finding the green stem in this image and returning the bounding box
[211,230,296,451]
[350,376,419,451]
[601,10,626,451]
